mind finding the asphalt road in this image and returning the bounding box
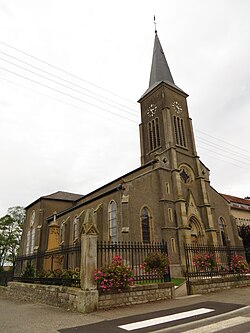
[59,301,248,333]
[1,287,250,333]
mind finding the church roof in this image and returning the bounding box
[43,191,83,201]
[25,191,83,209]
[221,193,250,211]
[149,32,175,87]
[139,32,186,101]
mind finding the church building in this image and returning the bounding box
[18,31,242,277]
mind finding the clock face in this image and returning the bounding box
[146,103,157,117]
[172,101,183,114]
[30,210,35,227]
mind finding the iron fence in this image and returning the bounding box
[14,245,81,287]
[13,242,171,287]
[97,241,170,283]
[185,244,248,281]
[13,276,80,287]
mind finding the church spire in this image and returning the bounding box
[149,32,175,88]
[139,29,185,101]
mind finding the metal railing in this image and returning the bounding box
[185,244,248,280]
[97,241,170,283]
[14,245,81,287]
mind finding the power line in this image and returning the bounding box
[0,76,137,129]
[1,41,249,168]
[195,128,250,154]
[2,62,249,169]
[2,66,249,175]
[0,39,136,105]
[0,56,139,119]
[196,136,250,162]
[0,66,138,124]
[0,49,139,115]
[197,144,250,169]
[198,147,250,172]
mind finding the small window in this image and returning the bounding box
[165,183,170,195]
[171,238,176,253]
[108,201,117,242]
[168,208,173,223]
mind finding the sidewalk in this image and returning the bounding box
[1,287,250,333]
[96,286,250,320]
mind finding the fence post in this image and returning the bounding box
[77,208,99,313]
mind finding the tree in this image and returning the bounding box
[0,206,25,268]
[238,225,250,247]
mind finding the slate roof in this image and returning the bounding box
[25,191,83,209]
[42,191,83,201]
[139,32,186,100]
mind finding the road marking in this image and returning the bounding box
[183,316,250,333]
[118,307,214,331]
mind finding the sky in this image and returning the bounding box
[0,0,250,217]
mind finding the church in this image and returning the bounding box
[18,31,242,277]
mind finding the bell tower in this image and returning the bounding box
[138,31,198,166]
[138,30,220,250]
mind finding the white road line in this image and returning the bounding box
[118,307,214,331]
[183,316,250,333]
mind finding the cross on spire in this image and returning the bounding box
[154,15,157,34]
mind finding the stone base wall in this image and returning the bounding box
[0,281,174,312]
[98,282,174,309]
[0,282,79,310]
[188,275,250,294]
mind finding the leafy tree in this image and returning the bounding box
[238,225,250,247]
[0,206,25,268]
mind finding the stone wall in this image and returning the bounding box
[98,282,174,309]
[0,281,174,312]
[0,282,79,310]
[188,275,250,294]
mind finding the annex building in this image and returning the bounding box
[18,31,243,277]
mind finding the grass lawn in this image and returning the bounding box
[135,278,185,286]
[171,278,185,286]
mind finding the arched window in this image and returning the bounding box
[219,217,227,246]
[30,228,35,254]
[26,230,31,255]
[141,207,151,243]
[148,117,161,151]
[60,221,66,244]
[173,115,187,148]
[73,216,79,242]
[108,201,117,242]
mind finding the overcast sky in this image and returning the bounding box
[0,0,249,216]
